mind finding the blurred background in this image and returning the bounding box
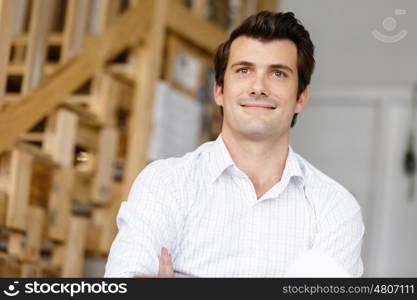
[0,0,415,278]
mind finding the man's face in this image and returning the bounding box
[214,36,309,141]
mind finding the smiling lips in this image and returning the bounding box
[240,103,276,110]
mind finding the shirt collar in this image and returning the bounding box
[209,134,235,183]
[208,134,304,186]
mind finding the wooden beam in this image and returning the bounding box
[167,0,227,54]
[0,0,153,154]
[14,141,56,166]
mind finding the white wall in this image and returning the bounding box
[291,88,417,277]
[281,0,417,90]
[282,0,417,276]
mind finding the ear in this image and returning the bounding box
[213,82,224,107]
[294,87,309,114]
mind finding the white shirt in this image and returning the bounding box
[105,135,364,277]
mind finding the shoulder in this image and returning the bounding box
[135,140,215,186]
[293,151,361,219]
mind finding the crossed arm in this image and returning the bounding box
[106,164,364,278]
[134,247,174,278]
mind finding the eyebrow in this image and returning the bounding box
[230,61,294,74]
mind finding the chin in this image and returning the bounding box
[240,128,275,140]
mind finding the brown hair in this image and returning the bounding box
[214,11,315,127]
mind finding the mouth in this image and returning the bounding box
[240,104,276,110]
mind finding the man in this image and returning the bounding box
[105,11,364,278]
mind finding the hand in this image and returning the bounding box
[134,247,175,278]
[158,247,174,277]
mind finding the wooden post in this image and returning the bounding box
[51,243,65,269]
[89,72,134,126]
[87,182,121,255]
[21,0,55,94]
[0,253,21,277]
[0,190,6,226]
[91,127,118,204]
[105,0,125,29]
[61,216,89,277]
[100,182,123,254]
[23,206,45,262]
[29,161,53,209]
[88,0,114,34]
[75,120,99,152]
[12,0,29,35]
[47,167,73,242]
[0,0,16,103]
[21,263,43,277]
[192,0,209,18]
[122,0,167,200]
[91,0,128,34]
[6,149,32,230]
[43,109,78,167]
[8,231,26,260]
[90,73,120,126]
[61,0,92,62]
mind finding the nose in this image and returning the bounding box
[249,73,270,97]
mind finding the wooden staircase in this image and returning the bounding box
[0,0,276,277]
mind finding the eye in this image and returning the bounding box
[274,70,286,77]
[237,67,249,74]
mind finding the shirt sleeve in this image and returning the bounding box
[311,189,365,277]
[104,161,183,277]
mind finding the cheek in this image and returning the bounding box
[273,79,297,94]
[272,83,299,105]
[224,76,247,96]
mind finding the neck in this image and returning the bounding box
[221,128,290,199]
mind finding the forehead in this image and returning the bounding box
[228,36,298,69]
